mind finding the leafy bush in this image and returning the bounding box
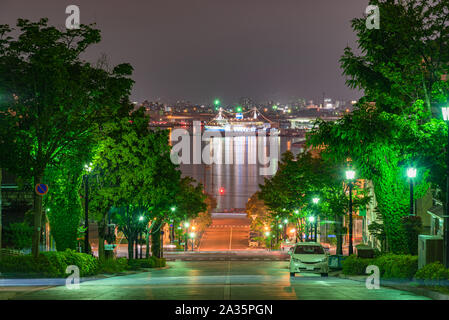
[415,262,449,286]
[0,250,99,277]
[128,257,166,270]
[375,254,418,280]
[98,258,129,274]
[55,249,99,276]
[4,222,33,250]
[342,254,418,280]
[342,255,374,275]
[401,216,422,255]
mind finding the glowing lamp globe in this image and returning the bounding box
[407,167,417,179]
[345,169,356,180]
[442,107,449,121]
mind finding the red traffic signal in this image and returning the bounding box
[219,187,225,195]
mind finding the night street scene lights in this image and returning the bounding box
[345,168,356,255]
[407,167,417,216]
[443,106,449,268]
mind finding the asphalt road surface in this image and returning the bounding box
[199,213,250,251]
[3,261,429,300]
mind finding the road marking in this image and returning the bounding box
[229,227,233,250]
[224,261,231,300]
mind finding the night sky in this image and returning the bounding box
[1,0,368,105]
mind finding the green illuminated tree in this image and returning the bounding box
[0,19,133,257]
[309,0,449,253]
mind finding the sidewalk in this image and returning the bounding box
[333,271,449,300]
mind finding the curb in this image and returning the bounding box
[336,273,449,300]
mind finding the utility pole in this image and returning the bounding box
[348,182,353,255]
[84,173,90,254]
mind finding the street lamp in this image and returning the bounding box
[407,167,417,216]
[184,221,190,252]
[189,232,196,251]
[346,169,356,255]
[83,163,93,254]
[308,216,315,242]
[442,106,449,268]
[312,197,320,242]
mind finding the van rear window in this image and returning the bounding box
[294,246,324,254]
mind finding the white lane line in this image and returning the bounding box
[229,227,233,251]
[224,261,231,300]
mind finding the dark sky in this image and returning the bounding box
[1,0,368,105]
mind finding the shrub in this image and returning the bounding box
[4,222,33,250]
[374,254,418,280]
[415,262,449,286]
[0,250,99,278]
[342,255,374,275]
[98,258,129,274]
[402,216,422,255]
[128,257,166,270]
[57,249,99,276]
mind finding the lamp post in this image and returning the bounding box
[83,163,93,254]
[265,231,271,250]
[308,216,315,242]
[190,232,196,251]
[283,218,288,240]
[139,216,144,259]
[184,221,189,252]
[312,197,320,242]
[170,207,176,243]
[442,106,449,268]
[346,169,356,255]
[407,168,417,216]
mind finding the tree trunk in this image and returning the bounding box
[336,214,343,255]
[97,218,106,261]
[0,167,2,252]
[145,230,150,258]
[160,227,164,258]
[151,220,162,258]
[31,174,43,258]
[128,238,133,259]
[134,235,138,259]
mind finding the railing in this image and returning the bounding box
[0,248,25,256]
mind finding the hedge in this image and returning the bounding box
[342,255,374,275]
[0,250,166,278]
[342,254,418,280]
[128,256,166,270]
[0,249,98,277]
[97,258,129,274]
[414,262,449,287]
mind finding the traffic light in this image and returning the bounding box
[219,187,225,195]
